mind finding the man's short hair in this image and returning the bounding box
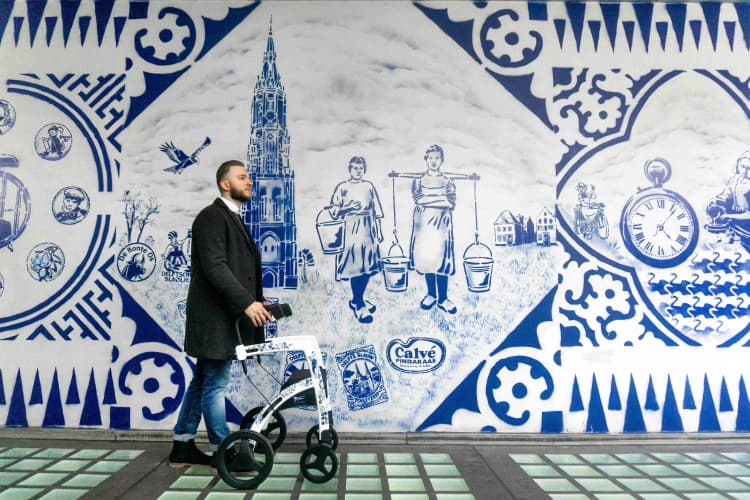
[216,160,245,189]
[63,188,84,202]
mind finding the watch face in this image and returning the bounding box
[621,190,698,268]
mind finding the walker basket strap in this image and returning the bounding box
[278,368,328,410]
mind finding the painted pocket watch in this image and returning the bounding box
[620,158,698,268]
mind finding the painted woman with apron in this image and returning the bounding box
[409,144,457,314]
[328,156,384,323]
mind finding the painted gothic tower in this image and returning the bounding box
[244,20,298,289]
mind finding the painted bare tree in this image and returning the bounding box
[121,191,160,243]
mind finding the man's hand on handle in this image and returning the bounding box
[244,301,274,327]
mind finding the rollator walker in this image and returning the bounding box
[215,312,338,490]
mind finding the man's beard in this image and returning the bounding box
[229,185,251,202]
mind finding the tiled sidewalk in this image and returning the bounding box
[1,434,750,499]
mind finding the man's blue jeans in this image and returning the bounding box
[173,358,232,448]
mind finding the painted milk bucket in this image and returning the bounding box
[382,243,409,292]
[463,241,493,293]
[316,208,345,254]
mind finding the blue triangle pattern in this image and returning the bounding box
[113,16,126,46]
[623,375,646,432]
[736,376,750,431]
[93,0,114,46]
[701,1,721,50]
[25,0,46,47]
[554,19,567,49]
[6,369,28,427]
[633,3,654,51]
[196,2,261,62]
[689,19,703,49]
[586,374,608,432]
[78,15,90,46]
[698,375,720,432]
[622,21,635,51]
[599,3,619,49]
[66,369,80,405]
[80,368,102,426]
[570,375,584,411]
[588,20,601,51]
[42,370,65,427]
[565,1,586,51]
[724,21,736,50]
[0,368,5,405]
[59,0,80,47]
[608,374,622,410]
[683,375,696,409]
[29,370,43,405]
[666,3,687,51]
[44,16,55,46]
[103,368,117,405]
[661,376,683,432]
[13,16,23,45]
[645,375,659,410]
[656,21,669,50]
[0,0,13,46]
[735,3,750,49]
[719,377,733,412]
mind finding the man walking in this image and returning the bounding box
[169,159,274,467]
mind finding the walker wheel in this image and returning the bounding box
[240,406,287,450]
[300,444,338,483]
[216,430,274,490]
[305,424,338,450]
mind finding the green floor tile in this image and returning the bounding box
[685,453,731,463]
[385,464,420,476]
[730,494,750,500]
[532,478,579,492]
[0,449,39,458]
[296,494,338,500]
[390,494,429,500]
[637,495,682,500]
[32,449,75,459]
[520,465,560,477]
[698,476,750,491]
[423,464,460,477]
[61,473,108,488]
[592,495,638,500]
[581,454,622,465]
[17,472,68,487]
[420,453,453,464]
[268,463,299,476]
[171,475,213,489]
[712,464,750,475]
[68,449,108,460]
[347,464,380,476]
[337,495,382,500]
[256,476,298,490]
[435,495,475,500]
[722,452,750,462]
[650,453,695,464]
[86,461,127,473]
[183,465,215,475]
[0,471,28,486]
[560,465,602,477]
[388,477,426,492]
[301,477,338,491]
[656,477,711,491]
[157,493,201,500]
[672,463,722,476]
[595,465,642,477]
[347,453,378,464]
[547,495,589,500]
[104,449,143,460]
[7,459,53,471]
[0,458,16,468]
[0,487,44,499]
[44,460,90,473]
[546,454,584,465]
[738,476,750,485]
[429,477,470,492]
[273,452,300,464]
[633,465,680,476]
[617,478,667,492]
[203,493,246,499]
[574,478,622,492]
[38,489,89,500]
[511,454,547,464]
[384,453,415,464]
[346,477,382,491]
[252,494,292,500]
[615,454,656,464]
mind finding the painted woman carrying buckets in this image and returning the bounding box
[327,156,384,324]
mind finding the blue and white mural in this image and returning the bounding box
[1,1,750,435]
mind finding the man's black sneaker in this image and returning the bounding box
[168,439,211,468]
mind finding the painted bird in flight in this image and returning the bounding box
[159,136,211,174]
